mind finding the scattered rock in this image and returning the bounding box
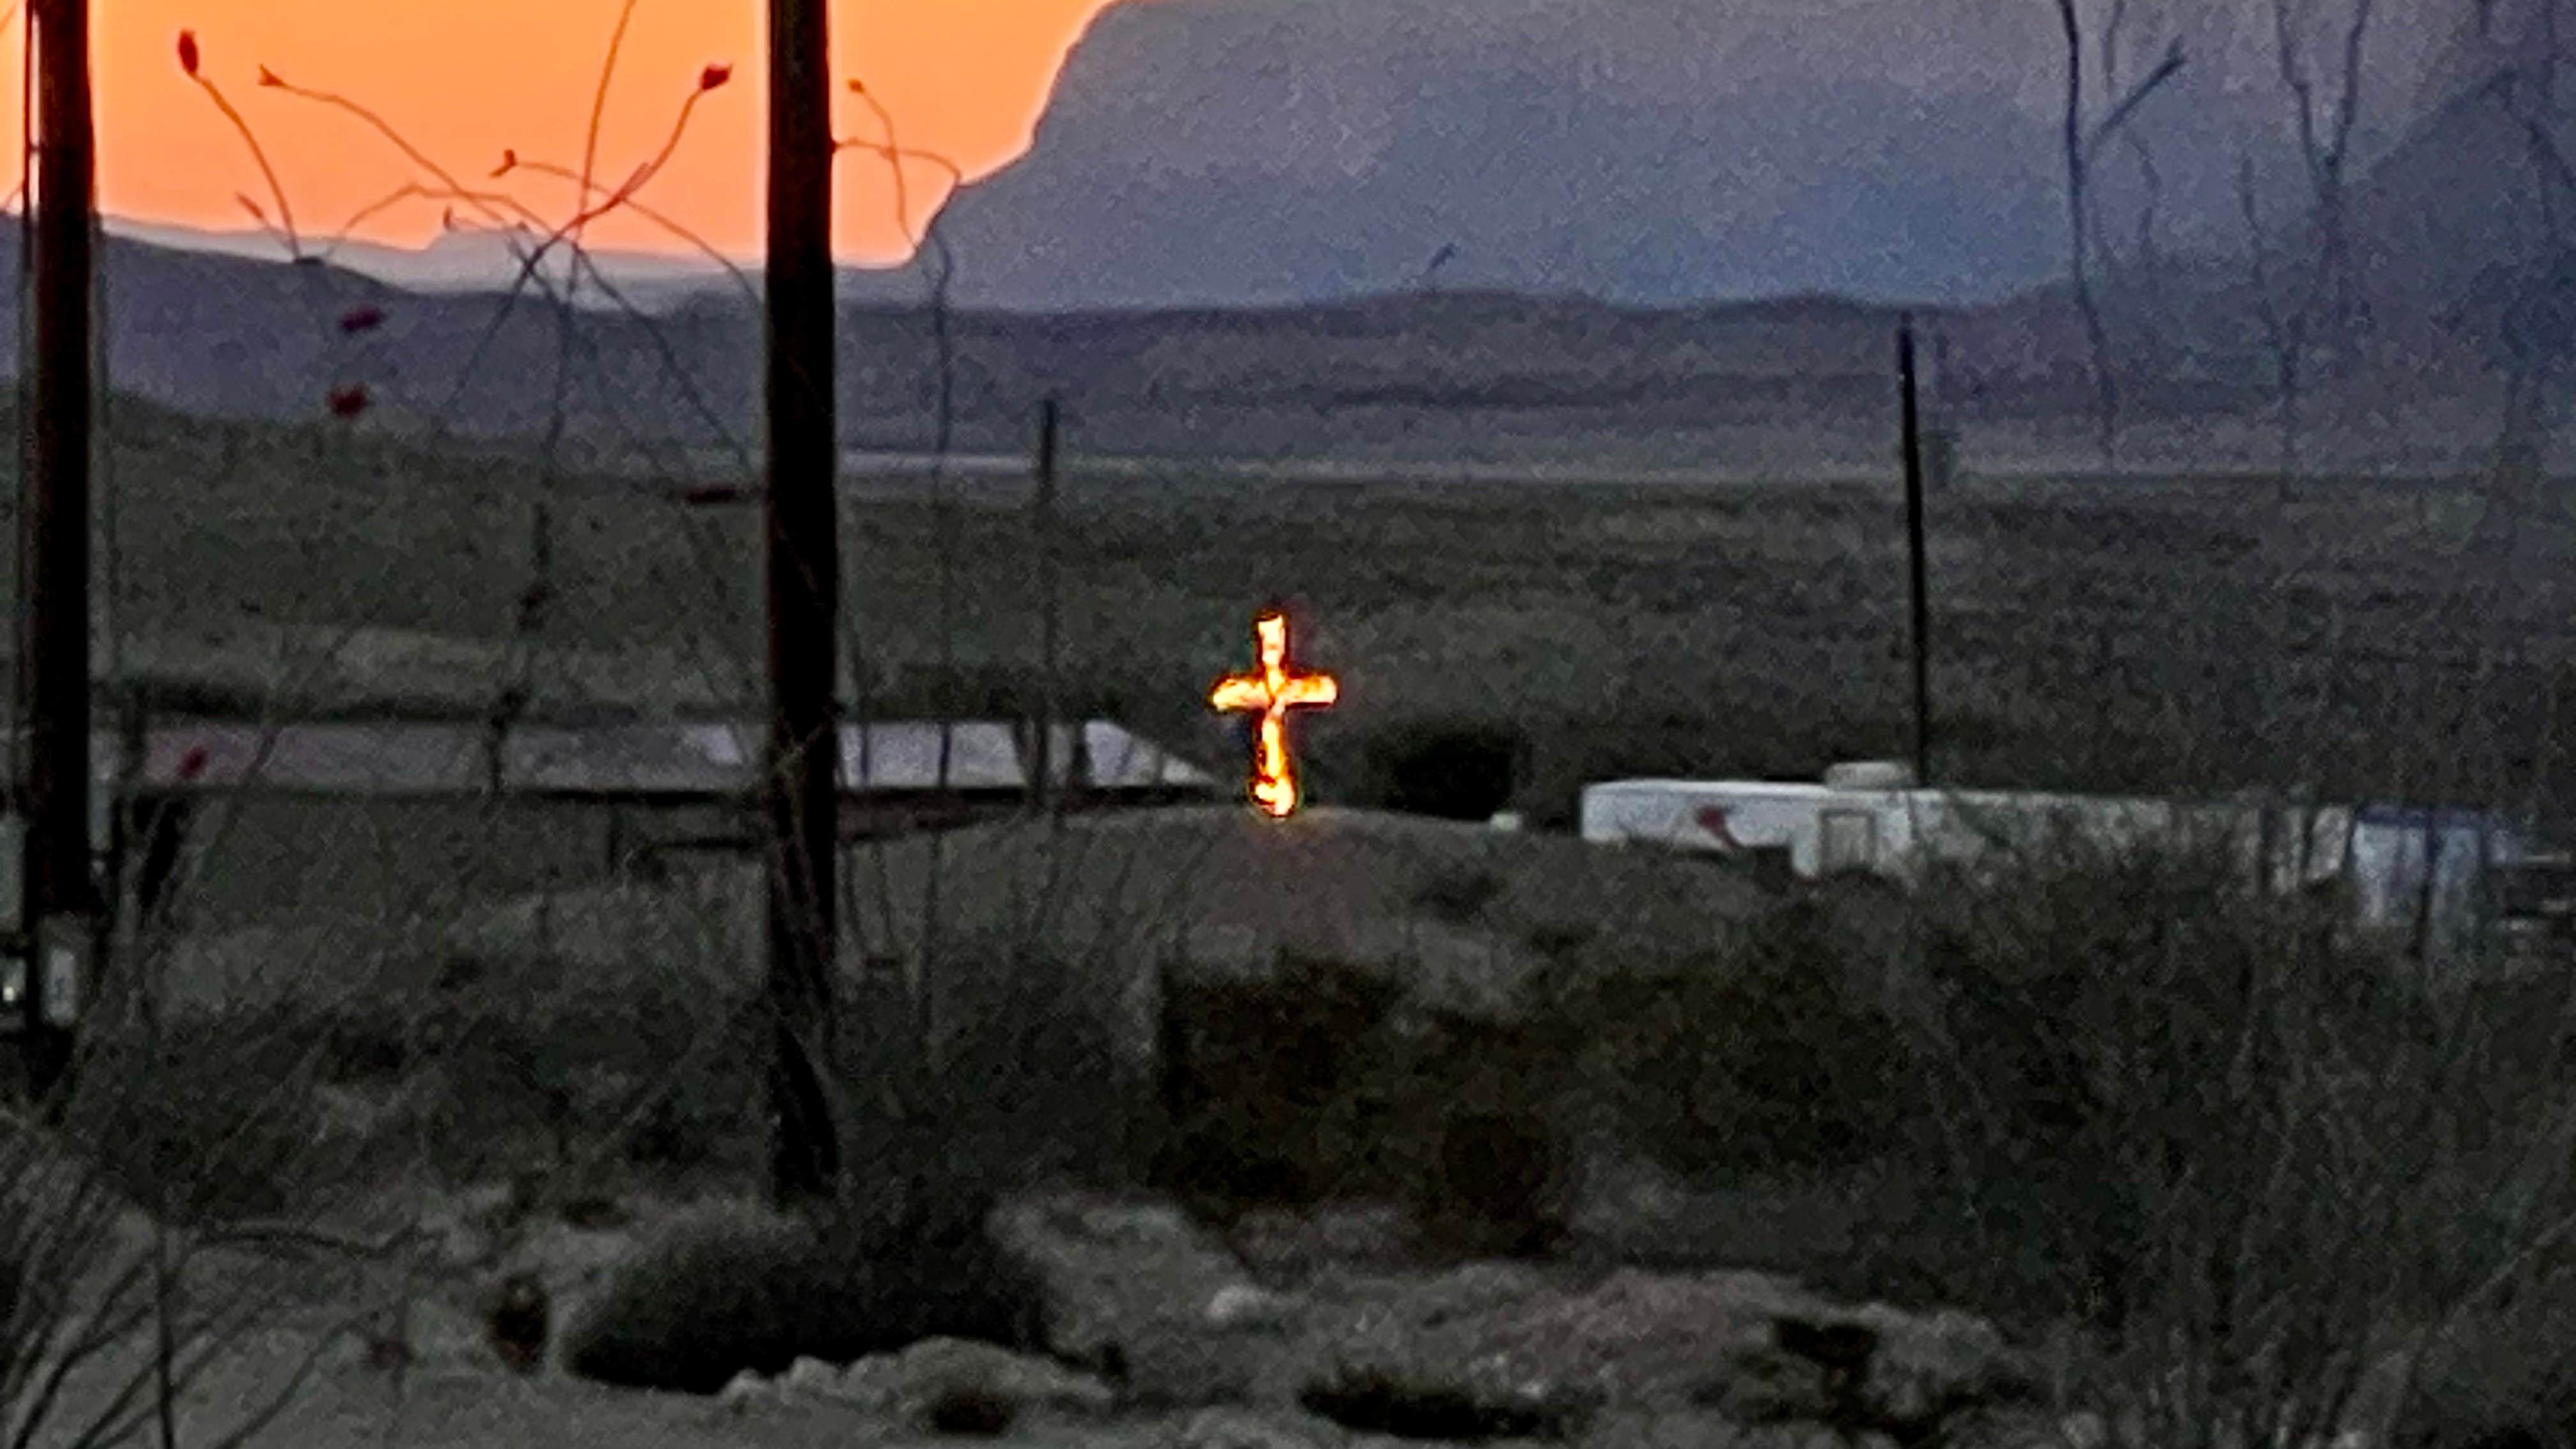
[716,1369,770,1412]
[2059,1411,2109,1449]
[990,1188,1253,1401]
[832,1337,1119,1425]
[1205,1282,1304,1332]
[1408,1261,1557,1327]
[1174,1405,1348,1448]
[1329,1264,1843,1411]
[1071,1200,1201,1248]
[1226,1201,1421,1285]
[1299,1354,1604,1442]
[1846,1302,2044,1427]
[489,1171,2063,1439]
[1699,1306,2042,1443]
[782,1355,844,1396]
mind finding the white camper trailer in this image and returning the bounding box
[1583,769,2345,888]
[1575,778,1840,875]
[1581,767,2541,959]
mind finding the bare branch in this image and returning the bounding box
[2057,0,2121,460]
[574,0,641,255]
[494,76,727,279]
[833,137,967,215]
[2083,38,2188,165]
[184,57,301,259]
[316,180,522,261]
[2326,0,2375,172]
[847,80,916,250]
[259,75,514,236]
[2126,129,2163,270]
[493,160,758,303]
[2238,148,2305,473]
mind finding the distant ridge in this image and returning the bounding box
[0,183,2531,477]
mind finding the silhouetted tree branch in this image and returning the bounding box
[2056,0,2185,463]
[2269,0,2377,369]
[2238,148,2306,477]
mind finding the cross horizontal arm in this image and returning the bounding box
[1276,677,1339,708]
[1210,677,1275,712]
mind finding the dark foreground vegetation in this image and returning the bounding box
[12,820,2576,1447]
[3,398,2568,1443]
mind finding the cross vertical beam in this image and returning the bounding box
[21,0,97,1103]
[763,0,841,1209]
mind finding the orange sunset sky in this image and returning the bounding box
[23,0,1129,264]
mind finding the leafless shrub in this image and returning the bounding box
[558,1192,1045,1397]
[0,995,408,1449]
[1886,828,2576,1449]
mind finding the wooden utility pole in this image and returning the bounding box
[763,0,842,1209]
[1899,315,1933,788]
[1027,398,1059,815]
[20,0,98,1103]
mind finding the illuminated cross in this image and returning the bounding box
[1209,609,1338,818]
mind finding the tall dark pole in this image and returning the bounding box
[21,0,97,1103]
[763,0,841,1209]
[1899,314,1933,788]
[1028,398,1059,816]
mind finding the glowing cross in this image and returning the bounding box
[1209,609,1339,818]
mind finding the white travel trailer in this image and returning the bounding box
[1581,767,2348,889]
[1576,777,1846,877]
[1580,765,2533,954]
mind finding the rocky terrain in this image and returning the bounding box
[171,1167,2069,1449]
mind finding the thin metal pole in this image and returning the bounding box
[763,0,841,1209]
[1899,314,1933,788]
[1029,398,1059,815]
[22,0,95,1103]
[12,3,33,818]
